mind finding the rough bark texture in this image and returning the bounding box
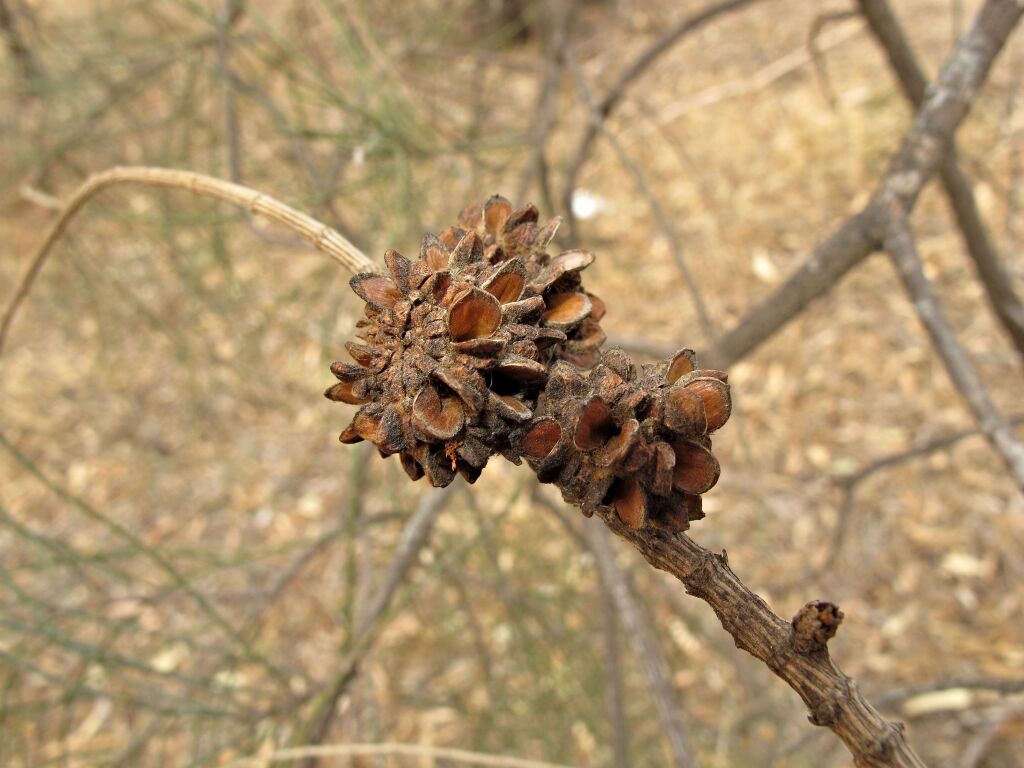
[596,509,928,768]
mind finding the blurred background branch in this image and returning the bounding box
[2,0,1023,766]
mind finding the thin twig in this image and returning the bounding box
[565,51,717,345]
[878,677,1024,707]
[857,0,1024,361]
[621,15,864,136]
[703,0,1023,369]
[229,742,571,768]
[0,166,379,358]
[808,11,860,106]
[561,0,767,242]
[298,484,457,762]
[515,0,578,207]
[216,0,244,183]
[883,214,1024,488]
[958,697,1024,768]
[597,564,631,768]
[827,414,1024,562]
[0,0,39,83]
[584,521,694,768]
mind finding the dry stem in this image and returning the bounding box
[705,0,1023,369]
[0,165,380,358]
[597,508,928,768]
[857,0,1024,361]
[883,214,1024,488]
[228,742,572,768]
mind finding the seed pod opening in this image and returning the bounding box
[449,230,484,272]
[491,394,533,423]
[534,328,568,349]
[663,385,708,436]
[503,203,539,231]
[667,349,697,383]
[419,446,456,488]
[494,355,547,383]
[325,380,370,405]
[522,419,562,459]
[684,377,731,432]
[672,441,721,494]
[423,271,452,303]
[431,366,485,415]
[652,442,676,496]
[331,361,368,382]
[481,258,526,303]
[574,397,617,451]
[542,292,593,330]
[375,406,406,454]
[533,249,594,290]
[484,195,512,236]
[448,288,502,342]
[340,410,382,444]
[612,479,647,529]
[535,217,561,249]
[401,453,424,481]
[350,274,401,310]
[502,296,545,323]
[420,234,450,272]
[573,317,607,350]
[452,336,505,356]
[345,342,377,367]
[413,385,465,440]
[595,418,639,468]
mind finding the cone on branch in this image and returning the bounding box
[326,196,606,486]
[326,196,731,531]
[516,347,730,532]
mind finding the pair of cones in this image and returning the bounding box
[326,197,730,531]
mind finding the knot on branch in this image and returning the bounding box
[791,600,844,654]
[328,196,732,532]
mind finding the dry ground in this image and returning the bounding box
[1,0,1022,766]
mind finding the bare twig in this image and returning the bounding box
[958,697,1024,768]
[228,741,572,768]
[622,15,863,134]
[857,0,1024,361]
[560,0,767,242]
[597,567,631,768]
[828,414,1024,562]
[584,521,694,768]
[515,0,578,207]
[808,11,860,105]
[216,0,244,183]
[594,506,927,768]
[298,484,457,763]
[0,166,379,358]
[772,677,1024,763]
[0,0,39,83]
[883,215,1024,488]
[877,677,1024,707]
[565,51,717,344]
[704,0,1023,369]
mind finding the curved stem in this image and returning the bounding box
[0,165,380,357]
